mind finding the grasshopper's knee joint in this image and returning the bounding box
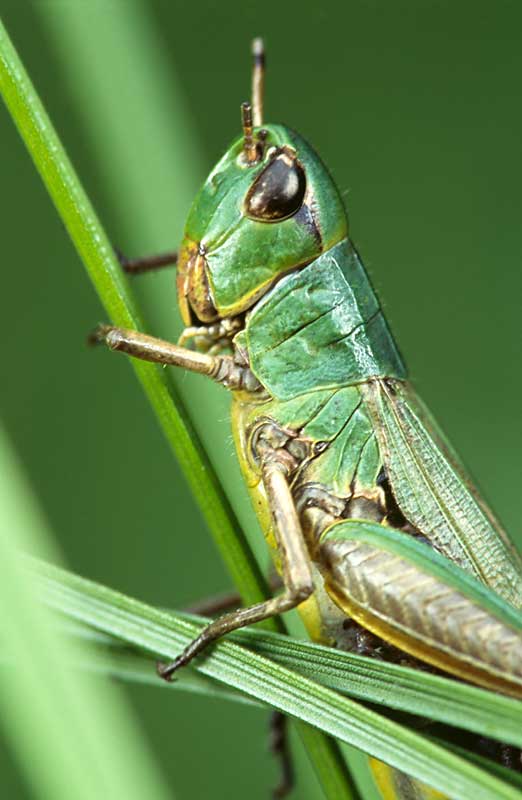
[295,583,313,604]
[284,581,313,609]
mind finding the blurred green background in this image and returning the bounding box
[1,1,521,798]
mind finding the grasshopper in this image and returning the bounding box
[94,39,522,799]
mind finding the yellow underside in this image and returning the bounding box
[325,580,522,700]
[369,759,448,800]
[231,397,456,800]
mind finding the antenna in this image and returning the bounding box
[241,101,257,163]
[251,37,265,127]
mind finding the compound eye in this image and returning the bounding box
[245,150,306,222]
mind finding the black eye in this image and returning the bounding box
[245,150,306,222]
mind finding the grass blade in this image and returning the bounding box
[0,635,258,707]
[226,627,522,747]
[0,426,172,800]
[62,612,522,749]
[31,557,522,800]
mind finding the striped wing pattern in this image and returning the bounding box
[362,380,522,608]
[321,535,522,696]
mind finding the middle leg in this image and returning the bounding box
[157,454,314,680]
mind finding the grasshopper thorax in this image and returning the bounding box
[176,46,348,327]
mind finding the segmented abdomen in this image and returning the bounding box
[320,531,522,698]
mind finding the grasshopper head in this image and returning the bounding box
[176,43,348,325]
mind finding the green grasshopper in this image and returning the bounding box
[95,40,522,799]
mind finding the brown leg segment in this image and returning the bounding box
[89,324,221,376]
[89,324,259,392]
[116,248,178,275]
[184,590,243,618]
[269,711,294,799]
[157,457,313,681]
[185,574,282,617]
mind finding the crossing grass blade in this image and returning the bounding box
[29,556,522,800]
[55,612,522,749]
[0,426,172,800]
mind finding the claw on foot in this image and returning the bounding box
[156,661,175,682]
[156,655,186,683]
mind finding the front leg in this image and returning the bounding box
[90,325,260,392]
[157,452,314,681]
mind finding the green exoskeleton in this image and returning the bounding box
[95,40,522,799]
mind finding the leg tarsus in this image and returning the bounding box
[157,453,313,681]
[158,582,311,681]
[157,658,184,683]
[86,323,114,348]
[269,711,294,799]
